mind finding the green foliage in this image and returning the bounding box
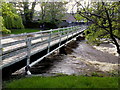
[113,30,120,39]
[9,29,40,34]
[75,14,82,21]
[39,2,67,25]
[77,2,120,45]
[5,76,119,88]
[52,26,78,34]
[75,14,87,22]
[2,3,24,29]
[0,16,11,33]
[84,24,109,45]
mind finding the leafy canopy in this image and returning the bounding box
[76,2,120,45]
[2,3,24,29]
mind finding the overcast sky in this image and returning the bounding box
[6,0,119,13]
[34,0,88,13]
[34,1,78,13]
[5,0,89,13]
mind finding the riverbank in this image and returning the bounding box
[27,40,119,76]
[3,39,119,89]
[5,76,119,88]
[11,40,119,77]
[5,39,119,77]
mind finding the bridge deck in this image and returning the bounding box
[1,25,87,72]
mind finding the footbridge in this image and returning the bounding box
[1,25,87,76]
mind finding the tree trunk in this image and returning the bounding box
[23,2,30,23]
[103,2,120,55]
[30,1,36,21]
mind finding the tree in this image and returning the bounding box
[39,2,67,27]
[13,0,37,24]
[75,13,87,22]
[23,1,36,23]
[2,2,24,29]
[0,16,11,33]
[13,1,67,28]
[0,2,10,33]
[76,1,120,54]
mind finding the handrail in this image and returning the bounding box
[1,25,87,71]
[1,26,77,39]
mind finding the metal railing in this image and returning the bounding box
[0,25,86,70]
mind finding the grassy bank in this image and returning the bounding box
[9,29,40,34]
[5,76,119,88]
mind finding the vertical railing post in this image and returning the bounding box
[41,32,43,41]
[78,26,80,33]
[59,29,62,47]
[75,27,77,34]
[73,26,75,36]
[0,39,2,80]
[0,40,2,62]
[67,28,69,41]
[74,27,76,34]
[72,26,74,38]
[47,30,52,53]
[25,36,31,75]
[77,27,79,33]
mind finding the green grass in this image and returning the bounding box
[9,29,40,34]
[5,76,119,88]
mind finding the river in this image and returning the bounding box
[16,40,119,76]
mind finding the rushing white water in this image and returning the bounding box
[76,57,119,72]
[93,43,119,57]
